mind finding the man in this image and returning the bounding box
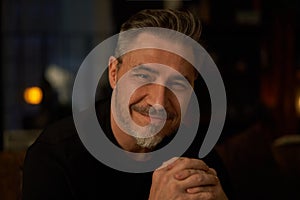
[22,9,232,200]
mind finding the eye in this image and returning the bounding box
[168,81,189,91]
[132,73,154,83]
[135,73,149,79]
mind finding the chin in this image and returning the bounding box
[135,135,163,150]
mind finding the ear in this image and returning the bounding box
[108,56,118,89]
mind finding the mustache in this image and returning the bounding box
[131,105,176,120]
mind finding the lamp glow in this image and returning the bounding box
[24,86,43,105]
[296,94,300,116]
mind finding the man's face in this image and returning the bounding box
[109,33,196,151]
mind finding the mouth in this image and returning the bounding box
[136,111,165,125]
[149,113,167,123]
[131,108,168,126]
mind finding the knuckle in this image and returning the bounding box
[177,171,186,179]
[161,175,169,183]
[152,169,163,180]
[179,157,189,164]
[193,173,203,183]
[187,169,193,175]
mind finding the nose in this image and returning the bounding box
[147,84,169,107]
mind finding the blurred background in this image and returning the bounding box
[1,0,300,199]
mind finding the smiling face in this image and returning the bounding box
[108,33,197,152]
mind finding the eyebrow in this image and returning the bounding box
[132,64,159,75]
[133,64,192,83]
[171,74,190,83]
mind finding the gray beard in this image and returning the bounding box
[113,90,164,150]
[135,127,164,149]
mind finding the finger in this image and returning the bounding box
[207,167,217,176]
[168,157,210,172]
[174,169,206,180]
[181,172,219,189]
[156,157,179,171]
[184,191,217,200]
[174,168,217,180]
[186,185,215,194]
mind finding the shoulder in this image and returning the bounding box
[29,97,112,150]
[24,114,92,173]
[35,115,78,145]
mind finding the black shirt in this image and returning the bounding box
[22,97,234,200]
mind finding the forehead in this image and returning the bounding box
[122,49,188,66]
[120,33,196,76]
[121,48,196,79]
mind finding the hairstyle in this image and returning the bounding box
[114,9,202,62]
[120,9,201,40]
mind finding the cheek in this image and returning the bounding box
[128,87,148,105]
[170,91,192,121]
[168,92,180,112]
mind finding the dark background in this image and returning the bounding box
[1,0,300,141]
[1,0,300,199]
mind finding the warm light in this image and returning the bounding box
[296,94,300,116]
[24,87,43,105]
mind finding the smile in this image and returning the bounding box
[149,115,166,124]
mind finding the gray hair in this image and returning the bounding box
[114,9,202,62]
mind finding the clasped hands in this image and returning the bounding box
[148,157,228,200]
